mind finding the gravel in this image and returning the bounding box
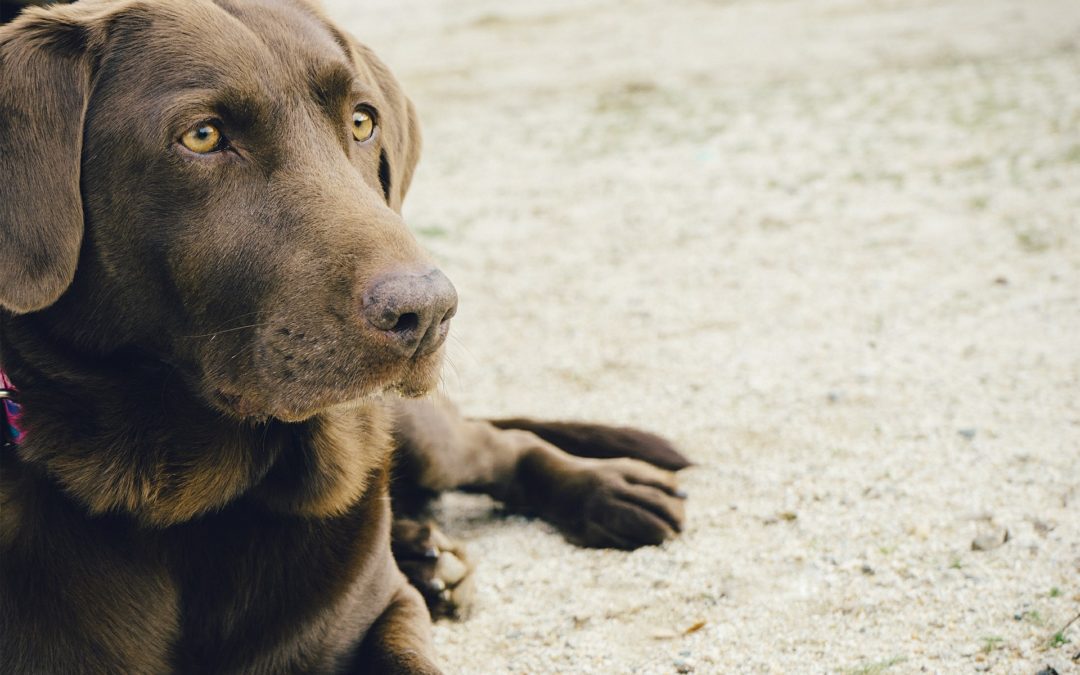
[326,0,1080,671]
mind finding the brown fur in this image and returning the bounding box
[390,396,688,552]
[491,418,693,471]
[2,0,442,671]
[1,0,689,671]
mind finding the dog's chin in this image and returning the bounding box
[207,383,374,423]
[206,348,446,423]
[389,349,445,399]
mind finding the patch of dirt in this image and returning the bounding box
[328,0,1080,671]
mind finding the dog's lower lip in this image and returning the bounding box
[215,378,388,421]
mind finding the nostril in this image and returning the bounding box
[438,306,455,326]
[392,312,420,334]
[360,267,457,356]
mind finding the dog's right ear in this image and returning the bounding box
[0,6,111,314]
[343,38,422,214]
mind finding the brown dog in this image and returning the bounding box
[0,0,688,672]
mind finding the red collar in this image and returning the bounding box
[0,370,23,447]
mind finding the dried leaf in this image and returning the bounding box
[683,620,707,635]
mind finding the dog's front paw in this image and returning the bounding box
[570,458,687,549]
[391,519,475,620]
[517,452,687,550]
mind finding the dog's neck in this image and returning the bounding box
[1,316,394,527]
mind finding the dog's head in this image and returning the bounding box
[0,0,453,421]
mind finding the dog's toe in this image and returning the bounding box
[392,519,475,620]
[532,456,688,550]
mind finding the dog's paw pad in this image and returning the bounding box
[392,519,475,620]
[434,550,469,586]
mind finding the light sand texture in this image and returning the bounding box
[326,0,1080,672]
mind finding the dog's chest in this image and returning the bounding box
[161,487,395,672]
[2,473,395,674]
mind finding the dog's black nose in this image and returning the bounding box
[361,268,457,357]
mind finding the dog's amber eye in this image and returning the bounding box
[352,107,375,142]
[180,122,224,154]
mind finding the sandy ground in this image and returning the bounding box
[326,1,1080,672]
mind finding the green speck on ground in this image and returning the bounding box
[417,226,449,239]
[845,656,907,675]
[1015,229,1054,253]
[981,636,1004,654]
[1048,631,1070,648]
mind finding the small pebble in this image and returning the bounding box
[958,428,977,440]
[972,528,1009,551]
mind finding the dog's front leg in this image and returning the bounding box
[391,395,688,549]
[353,581,442,675]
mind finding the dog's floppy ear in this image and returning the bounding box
[346,39,422,213]
[0,5,112,314]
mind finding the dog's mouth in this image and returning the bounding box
[210,387,365,423]
[205,341,446,423]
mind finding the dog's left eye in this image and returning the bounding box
[352,107,376,142]
[179,122,226,154]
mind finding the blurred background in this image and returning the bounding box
[324,0,1080,672]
